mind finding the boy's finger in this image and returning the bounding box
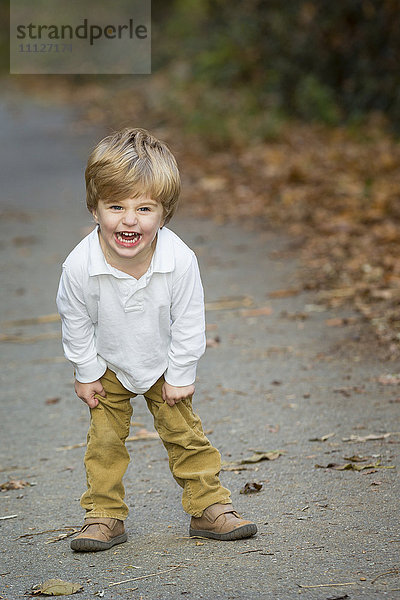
[86,396,99,408]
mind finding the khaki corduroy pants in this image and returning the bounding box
[80,368,231,520]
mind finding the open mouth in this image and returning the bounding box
[114,231,142,247]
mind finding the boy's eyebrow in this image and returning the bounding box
[102,198,158,206]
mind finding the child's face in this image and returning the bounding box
[92,196,165,268]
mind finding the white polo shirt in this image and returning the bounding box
[56,226,206,394]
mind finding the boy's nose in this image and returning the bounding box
[122,211,138,226]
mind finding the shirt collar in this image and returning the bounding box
[88,226,175,277]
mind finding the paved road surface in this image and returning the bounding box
[0,89,399,599]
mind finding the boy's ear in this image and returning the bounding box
[91,209,98,222]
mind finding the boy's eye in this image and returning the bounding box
[110,205,123,210]
[138,207,151,212]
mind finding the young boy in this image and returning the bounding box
[56,128,257,551]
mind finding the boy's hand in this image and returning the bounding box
[74,379,106,408]
[162,382,195,406]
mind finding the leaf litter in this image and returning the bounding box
[315,460,394,471]
[309,432,335,442]
[17,527,79,543]
[222,450,283,471]
[28,579,82,596]
[342,432,399,442]
[1,479,31,491]
[240,450,284,464]
[240,481,263,494]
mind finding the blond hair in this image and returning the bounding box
[85,128,181,224]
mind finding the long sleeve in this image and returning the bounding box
[56,266,106,383]
[164,254,206,387]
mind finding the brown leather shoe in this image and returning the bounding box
[189,503,257,541]
[70,518,127,552]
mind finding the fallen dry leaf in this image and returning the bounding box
[280,310,309,320]
[378,373,400,385]
[240,450,283,464]
[206,336,221,347]
[205,296,253,311]
[342,455,369,462]
[0,332,60,343]
[315,460,394,471]
[309,432,335,442]
[267,424,280,433]
[240,481,263,494]
[0,479,30,491]
[221,464,251,472]
[30,579,83,596]
[342,433,392,442]
[1,313,60,327]
[56,442,86,451]
[325,317,358,327]
[240,306,273,317]
[333,387,352,397]
[268,288,300,298]
[45,397,60,405]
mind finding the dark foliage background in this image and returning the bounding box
[151,0,400,138]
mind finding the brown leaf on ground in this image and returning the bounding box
[342,433,392,442]
[45,397,60,405]
[309,432,335,442]
[0,479,30,491]
[325,317,358,327]
[240,306,273,317]
[377,373,400,385]
[343,455,369,462]
[268,288,300,298]
[1,314,60,327]
[267,424,280,433]
[240,450,283,464]
[333,387,352,397]
[205,296,253,311]
[0,332,60,343]
[206,336,221,347]
[240,481,263,494]
[30,579,83,596]
[221,464,252,472]
[315,460,394,471]
[280,310,309,320]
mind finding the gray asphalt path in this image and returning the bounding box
[0,90,399,600]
